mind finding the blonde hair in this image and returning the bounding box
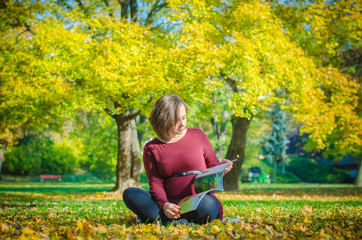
[148,94,188,141]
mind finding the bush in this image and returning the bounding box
[70,112,117,180]
[276,170,301,183]
[3,135,79,176]
[286,156,350,183]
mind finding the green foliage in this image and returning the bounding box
[243,118,271,167]
[2,112,130,180]
[70,112,118,180]
[262,99,289,165]
[3,133,79,176]
[197,86,233,159]
[140,170,149,191]
[244,163,301,184]
[275,170,301,183]
[286,156,350,183]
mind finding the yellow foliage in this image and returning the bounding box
[1,0,360,156]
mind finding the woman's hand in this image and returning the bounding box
[162,202,181,219]
[221,159,233,175]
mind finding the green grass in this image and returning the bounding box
[0,181,361,239]
[238,182,358,190]
[0,182,114,194]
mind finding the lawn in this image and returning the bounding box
[0,182,361,239]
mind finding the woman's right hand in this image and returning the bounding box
[162,202,181,219]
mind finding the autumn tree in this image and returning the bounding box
[2,0,360,191]
[267,0,362,185]
[166,0,361,190]
[166,0,313,190]
[1,0,217,191]
[0,0,74,178]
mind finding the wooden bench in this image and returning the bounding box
[40,175,62,182]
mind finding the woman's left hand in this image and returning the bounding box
[221,159,233,175]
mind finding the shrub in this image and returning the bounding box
[286,156,350,183]
[3,135,79,176]
[276,170,302,183]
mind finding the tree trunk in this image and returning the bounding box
[118,0,137,22]
[111,111,142,193]
[130,0,137,22]
[224,116,252,191]
[355,158,362,187]
[118,0,129,19]
[0,141,7,181]
[273,161,277,183]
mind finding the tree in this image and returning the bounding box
[267,0,362,185]
[167,0,361,190]
[1,0,218,191]
[262,97,289,183]
[0,0,75,178]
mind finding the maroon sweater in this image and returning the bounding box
[143,128,223,219]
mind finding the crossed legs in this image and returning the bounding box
[123,187,219,225]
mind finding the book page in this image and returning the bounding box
[194,161,233,193]
[196,162,230,178]
[194,171,224,193]
[178,160,237,214]
[178,191,209,214]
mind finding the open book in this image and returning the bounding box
[178,159,237,214]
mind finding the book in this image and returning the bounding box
[178,159,237,214]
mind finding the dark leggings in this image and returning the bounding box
[123,187,219,225]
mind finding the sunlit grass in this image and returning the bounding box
[0,182,361,239]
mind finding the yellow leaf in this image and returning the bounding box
[304,216,311,224]
[19,235,28,240]
[93,226,107,235]
[210,225,220,234]
[21,227,36,235]
[66,230,77,240]
[77,220,83,231]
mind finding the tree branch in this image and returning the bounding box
[104,108,114,117]
[103,0,113,17]
[146,1,169,25]
[59,0,73,11]
[16,23,34,40]
[220,72,239,92]
[75,0,89,15]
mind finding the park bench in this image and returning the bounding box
[40,175,62,182]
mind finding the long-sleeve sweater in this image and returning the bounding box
[143,128,223,219]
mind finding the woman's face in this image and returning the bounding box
[170,104,187,136]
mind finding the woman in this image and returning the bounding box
[123,94,233,225]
